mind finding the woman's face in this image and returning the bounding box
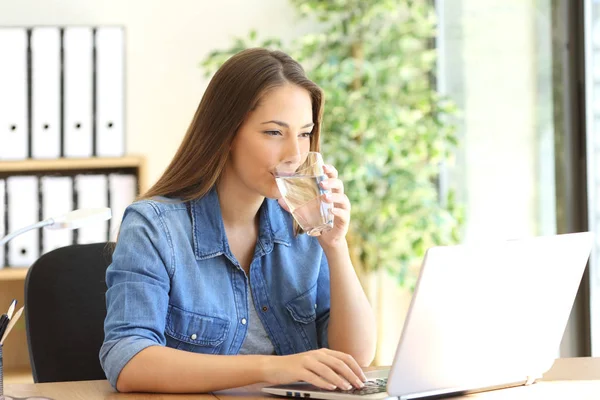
[227,83,314,199]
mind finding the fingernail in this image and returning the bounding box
[356,379,364,388]
[330,385,337,390]
[320,180,327,188]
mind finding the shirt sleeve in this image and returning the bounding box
[99,201,173,389]
[316,249,331,348]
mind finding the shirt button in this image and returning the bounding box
[241,318,247,325]
[262,306,268,312]
[314,304,318,309]
[190,333,197,340]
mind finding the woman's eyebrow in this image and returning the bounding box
[261,120,314,129]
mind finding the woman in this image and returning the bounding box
[100,48,377,393]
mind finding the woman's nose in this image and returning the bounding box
[283,137,301,160]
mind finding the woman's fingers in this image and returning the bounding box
[300,370,338,391]
[306,359,354,390]
[320,178,344,194]
[323,164,338,179]
[323,192,351,210]
[316,354,365,389]
[330,207,349,222]
[324,349,368,382]
[275,350,367,391]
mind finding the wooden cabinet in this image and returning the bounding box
[0,156,146,383]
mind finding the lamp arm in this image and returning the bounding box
[0,219,53,247]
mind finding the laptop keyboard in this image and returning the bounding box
[336,378,388,395]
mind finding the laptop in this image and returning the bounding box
[262,232,593,400]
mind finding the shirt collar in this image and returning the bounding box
[190,187,292,260]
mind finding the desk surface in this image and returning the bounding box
[5,357,600,400]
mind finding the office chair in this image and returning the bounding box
[24,242,114,383]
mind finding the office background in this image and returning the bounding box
[1,0,314,187]
[0,0,598,378]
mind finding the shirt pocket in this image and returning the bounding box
[165,305,230,354]
[285,283,318,351]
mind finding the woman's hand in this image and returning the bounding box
[277,163,351,248]
[261,348,367,390]
[316,164,351,249]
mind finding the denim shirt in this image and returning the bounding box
[99,187,331,389]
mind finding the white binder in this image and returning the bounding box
[95,27,125,157]
[7,176,39,267]
[0,28,29,160]
[108,173,137,241]
[64,27,94,158]
[41,176,73,253]
[0,179,5,269]
[31,27,61,159]
[75,174,108,244]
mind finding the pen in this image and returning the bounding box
[7,299,16,320]
[0,314,8,340]
[0,299,16,339]
[0,306,24,345]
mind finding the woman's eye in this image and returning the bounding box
[264,130,282,136]
[299,132,314,138]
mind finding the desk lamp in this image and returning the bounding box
[0,207,111,399]
[0,208,112,246]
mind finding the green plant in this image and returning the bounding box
[202,0,463,287]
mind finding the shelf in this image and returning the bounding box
[4,367,34,384]
[0,268,29,281]
[0,155,144,173]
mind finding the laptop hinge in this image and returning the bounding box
[525,375,540,386]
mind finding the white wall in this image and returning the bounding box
[0,0,311,188]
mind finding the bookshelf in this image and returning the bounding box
[0,155,147,182]
[0,155,146,381]
[4,367,34,384]
[0,268,28,281]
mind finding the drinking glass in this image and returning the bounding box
[274,152,334,236]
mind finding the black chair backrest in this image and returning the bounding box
[24,242,114,383]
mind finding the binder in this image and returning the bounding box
[75,174,108,244]
[7,176,39,267]
[31,27,61,159]
[41,176,73,253]
[95,27,125,157]
[0,179,5,269]
[0,28,28,160]
[108,173,137,241]
[64,27,94,158]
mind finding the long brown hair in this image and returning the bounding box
[141,48,324,203]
